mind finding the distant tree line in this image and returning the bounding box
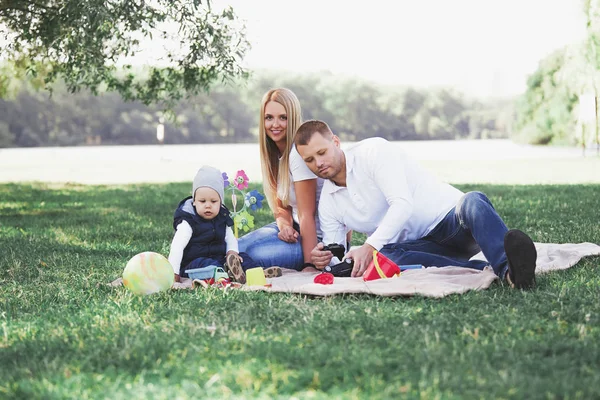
[0,69,514,148]
[515,0,600,147]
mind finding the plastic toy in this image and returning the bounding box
[400,264,424,271]
[186,265,229,283]
[363,250,401,281]
[222,170,265,237]
[246,267,267,286]
[122,251,174,295]
[314,272,334,285]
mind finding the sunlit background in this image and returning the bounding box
[212,0,586,98]
[121,0,587,98]
[0,0,598,184]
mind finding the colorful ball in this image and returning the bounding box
[122,252,174,295]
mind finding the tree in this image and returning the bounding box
[513,1,600,147]
[0,0,250,106]
[0,120,14,146]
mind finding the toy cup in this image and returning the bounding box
[363,250,401,281]
[246,267,267,286]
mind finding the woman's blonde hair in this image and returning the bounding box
[259,88,302,212]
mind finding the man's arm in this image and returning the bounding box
[363,143,414,251]
[346,142,414,277]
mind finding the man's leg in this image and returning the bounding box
[427,191,508,276]
[382,191,536,289]
[450,191,536,288]
[380,239,490,270]
[380,199,489,270]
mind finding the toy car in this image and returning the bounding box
[213,267,230,282]
[186,265,229,282]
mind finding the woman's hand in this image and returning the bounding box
[278,225,299,243]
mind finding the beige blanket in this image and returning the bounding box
[264,242,600,297]
[167,242,600,298]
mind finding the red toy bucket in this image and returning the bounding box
[363,250,401,281]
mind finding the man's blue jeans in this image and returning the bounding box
[379,192,509,278]
[238,222,307,270]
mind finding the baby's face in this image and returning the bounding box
[193,187,221,220]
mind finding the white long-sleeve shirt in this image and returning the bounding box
[319,137,463,251]
[167,220,238,275]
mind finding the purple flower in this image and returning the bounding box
[222,172,230,188]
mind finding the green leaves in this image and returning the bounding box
[0,0,250,107]
[514,1,600,146]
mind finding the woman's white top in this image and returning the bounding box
[277,145,324,237]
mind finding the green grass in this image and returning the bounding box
[1,182,599,399]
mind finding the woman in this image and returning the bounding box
[238,88,323,270]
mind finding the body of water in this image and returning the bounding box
[0,139,597,185]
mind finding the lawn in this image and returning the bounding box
[1,182,599,399]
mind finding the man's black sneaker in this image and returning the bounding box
[504,229,537,290]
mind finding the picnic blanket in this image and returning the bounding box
[166,242,600,298]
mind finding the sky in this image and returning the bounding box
[1,0,585,99]
[209,0,587,98]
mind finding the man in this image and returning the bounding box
[294,120,537,289]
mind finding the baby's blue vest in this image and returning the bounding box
[173,196,233,268]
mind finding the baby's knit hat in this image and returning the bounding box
[192,165,224,202]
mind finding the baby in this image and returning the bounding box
[168,165,258,283]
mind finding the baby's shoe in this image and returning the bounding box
[264,266,283,278]
[225,254,246,284]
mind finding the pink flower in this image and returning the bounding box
[234,170,249,190]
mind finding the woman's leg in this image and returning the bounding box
[237,222,304,270]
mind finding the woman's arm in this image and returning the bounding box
[294,179,318,263]
[274,198,298,243]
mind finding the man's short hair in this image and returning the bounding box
[294,120,333,146]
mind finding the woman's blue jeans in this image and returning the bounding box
[379,191,509,278]
[238,222,306,270]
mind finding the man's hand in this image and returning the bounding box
[310,242,333,269]
[278,225,299,243]
[345,243,376,277]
